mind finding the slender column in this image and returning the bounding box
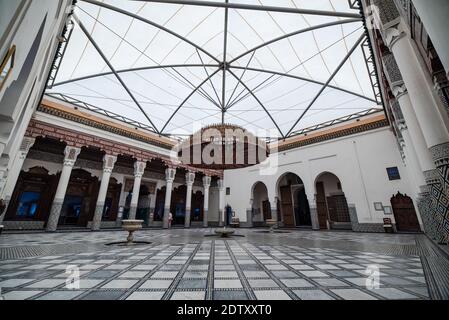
[218,179,225,227]
[0,137,35,224]
[46,146,81,232]
[146,192,155,226]
[412,0,449,77]
[184,171,195,228]
[374,1,449,242]
[270,197,279,228]
[92,155,117,230]
[374,2,449,148]
[246,199,254,228]
[382,54,436,174]
[163,168,176,228]
[202,176,211,228]
[395,111,426,196]
[129,161,146,220]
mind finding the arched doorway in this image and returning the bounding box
[136,185,150,224]
[191,190,204,223]
[315,172,351,230]
[171,185,187,226]
[251,182,271,226]
[5,167,58,224]
[154,186,166,222]
[101,177,122,223]
[59,169,99,227]
[277,173,311,228]
[391,192,421,232]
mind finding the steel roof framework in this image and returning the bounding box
[48,0,381,139]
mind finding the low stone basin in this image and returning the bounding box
[214,227,235,238]
[122,220,144,245]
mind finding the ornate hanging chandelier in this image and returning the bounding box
[177,124,269,170]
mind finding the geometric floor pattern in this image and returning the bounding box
[0,229,431,300]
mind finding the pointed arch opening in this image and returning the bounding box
[315,172,351,230]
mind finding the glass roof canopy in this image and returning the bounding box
[46,0,382,140]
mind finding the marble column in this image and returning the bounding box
[376,4,449,148]
[375,0,449,242]
[412,0,449,77]
[46,146,81,232]
[116,179,128,227]
[270,197,279,228]
[218,179,225,227]
[184,171,195,228]
[163,168,176,229]
[246,199,253,228]
[202,176,211,228]
[91,155,117,231]
[0,137,35,224]
[129,161,146,220]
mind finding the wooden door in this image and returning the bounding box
[391,192,421,232]
[315,182,328,229]
[262,200,271,220]
[280,186,295,227]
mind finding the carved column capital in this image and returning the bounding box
[102,155,117,173]
[371,0,407,49]
[19,137,36,159]
[134,161,146,178]
[424,169,440,185]
[165,167,176,182]
[203,175,211,189]
[63,146,81,167]
[217,179,224,190]
[185,171,195,186]
[430,143,449,168]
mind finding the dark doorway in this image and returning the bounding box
[262,200,272,220]
[171,185,187,226]
[191,190,204,223]
[6,167,58,224]
[294,188,312,227]
[59,169,99,227]
[154,187,166,222]
[315,182,328,229]
[278,173,311,228]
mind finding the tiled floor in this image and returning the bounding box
[0,229,434,300]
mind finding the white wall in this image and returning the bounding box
[0,0,72,195]
[224,127,414,226]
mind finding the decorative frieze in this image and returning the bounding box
[430,143,449,168]
[424,169,440,185]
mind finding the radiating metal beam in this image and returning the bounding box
[195,49,222,109]
[73,14,160,134]
[286,34,366,137]
[81,0,220,63]
[134,0,362,19]
[221,0,229,123]
[229,66,377,104]
[52,64,220,87]
[227,69,285,138]
[170,66,222,109]
[161,68,222,133]
[230,19,361,64]
[225,51,255,109]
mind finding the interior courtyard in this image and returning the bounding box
[1,0,449,301]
